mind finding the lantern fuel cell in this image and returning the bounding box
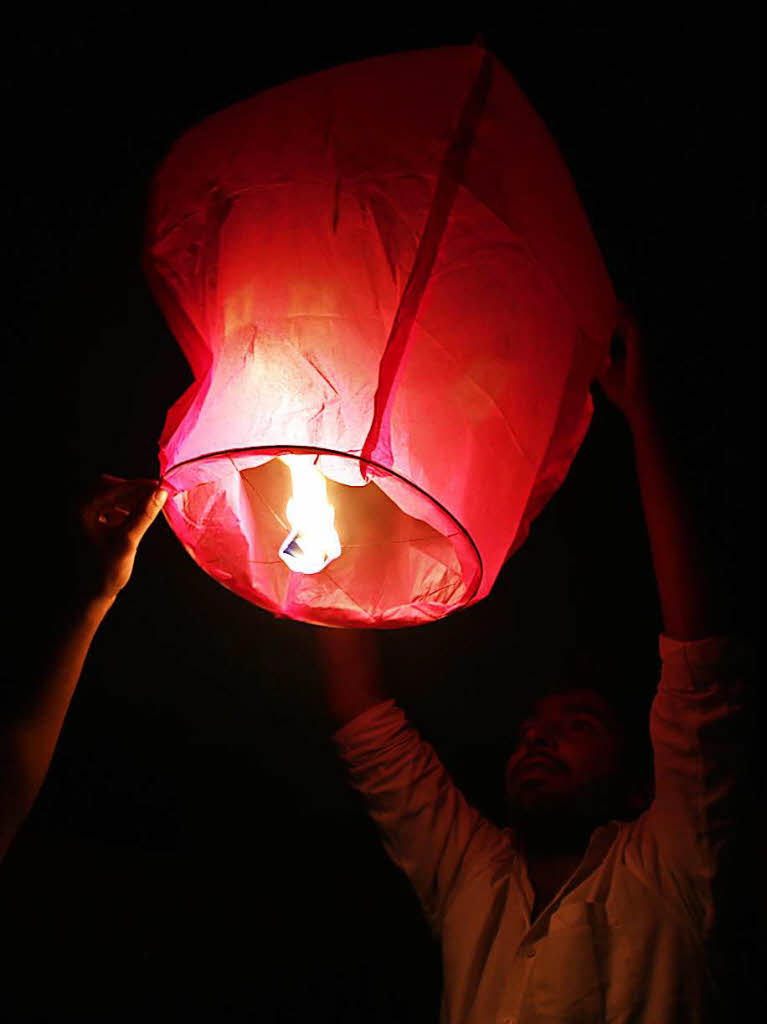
[278,455,342,574]
[145,43,615,628]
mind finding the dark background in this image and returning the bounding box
[1,6,762,1021]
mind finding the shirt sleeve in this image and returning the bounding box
[627,633,752,938]
[332,699,510,935]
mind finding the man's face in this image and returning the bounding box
[504,689,624,826]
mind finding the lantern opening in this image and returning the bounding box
[162,446,482,628]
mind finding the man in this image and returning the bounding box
[313,303,750,1021]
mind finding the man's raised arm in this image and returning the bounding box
[311,626,509,936]
[596,301,719,642]
[596,303,752,939]
[311,626,389,729]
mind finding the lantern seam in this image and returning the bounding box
[360,48,494,470]
[320,568,378,623]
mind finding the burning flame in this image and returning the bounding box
[278,454,342,574]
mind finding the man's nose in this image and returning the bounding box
[524,725,557,749]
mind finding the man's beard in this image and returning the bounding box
[505,777,618,856]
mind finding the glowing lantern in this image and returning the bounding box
[143,42,615,628]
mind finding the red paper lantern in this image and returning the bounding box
[143,43,615,628]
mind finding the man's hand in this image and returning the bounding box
[312,626,388,729]
[594,301,653,427]
[594,302,719,640]
[77,474,168,606]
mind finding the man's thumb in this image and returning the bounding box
[125,486,168,544]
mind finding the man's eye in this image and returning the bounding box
[572,718,597,731]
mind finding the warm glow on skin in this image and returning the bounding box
[504,689,624,813]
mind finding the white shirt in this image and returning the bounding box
[332,634,748,1023]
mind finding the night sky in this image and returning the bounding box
[2,9,762,1022]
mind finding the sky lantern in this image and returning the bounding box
[143,42,615,629]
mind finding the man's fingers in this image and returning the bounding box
[104,477,159,500]
[82,478,155,530]
[615,301,641,338]
[124,486,169,545]
[96,505,132,526]
[83,475,158,511]
[610,326,627,364]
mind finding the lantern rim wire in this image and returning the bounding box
[161,444,484,612]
